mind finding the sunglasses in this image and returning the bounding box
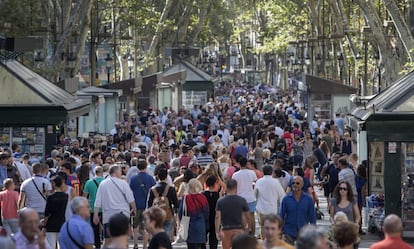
[292,182,301,185]
[339,187,348,191]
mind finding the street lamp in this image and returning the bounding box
[127,54,134,79]
[337,53,344,82]
[67,52,77,78]
[374,50,381,93]
[315,53,322,75]
[105,53,113,84]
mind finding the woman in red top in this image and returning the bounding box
[282,126,294,155]
[0,178,19,235]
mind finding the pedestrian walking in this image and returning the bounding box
[82,166,105,249]
[178,178,209,249]
[14,207,52,249]
[254,165,285,239]
[0,178,19,235]
[370,214,414,249]
[43,175,68,249]
[144,206,173,249]
[279,176,315,244]
[129,159,156,249]
[59,196,94,249]
[215,179,249,249]
[93,165,136,246]
[261,214,293,249]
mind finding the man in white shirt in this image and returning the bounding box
[93,165,136,246]
[232,156,257,235]
[217,123,230,147]
[254,165,286,239]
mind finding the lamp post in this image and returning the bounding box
[374,50,381,93]
[315,53,322,76]
[67,52,77,78]
[127,54,134,79]
[105,53,113,84]
[337,53,344,82]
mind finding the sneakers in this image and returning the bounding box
[172,237,185,245]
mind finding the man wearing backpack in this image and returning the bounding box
[147,167,179,241]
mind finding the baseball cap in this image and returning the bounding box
[132,147,141,153]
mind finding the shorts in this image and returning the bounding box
[132,209,144,228]
[248,201,256,212]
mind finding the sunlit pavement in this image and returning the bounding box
[127,188,394,249]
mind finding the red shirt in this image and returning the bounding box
[0,189,18,219]
[283,132,293,153]
[370,236,414,249]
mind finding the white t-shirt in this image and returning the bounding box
[20,176,52,214]
[254,175,286,215]
[94,176,135,224]
[232,168,257,203]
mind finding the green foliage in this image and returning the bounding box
[0,0,43,37]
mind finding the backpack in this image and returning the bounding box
[151,185,173,221]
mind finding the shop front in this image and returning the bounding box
[348,71,414,237]
[0,60,90,160]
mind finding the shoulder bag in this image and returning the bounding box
[66,221,85,249]
[110,178,129,203]
[32,178,46,200]
[178,195,190,241]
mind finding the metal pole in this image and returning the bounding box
[378,65,381,93]
[363,38,368,96]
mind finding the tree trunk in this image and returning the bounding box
[51,0,82,66]
[73,0,93,79]
[189,1,212,45]
[382,0,414,62]
[148,0,175,56]
[176,1,194,43]
[354,0,401,89]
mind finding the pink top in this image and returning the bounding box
[0,189,19,219]
[304,167,311,180]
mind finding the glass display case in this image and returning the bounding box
[182,90,208,110]
[312,94,331,120]
[0,127,45,161]
[0,128,11,148]
[402,143,414,237]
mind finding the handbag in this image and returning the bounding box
[178,196,190,241]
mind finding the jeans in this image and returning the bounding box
[46,232,59,249]
[163,219,174,238]
[2,218,19,236]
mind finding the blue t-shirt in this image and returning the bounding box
[130,172,156,209]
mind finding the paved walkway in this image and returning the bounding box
[127,188,389,249]
[315,188,382,249]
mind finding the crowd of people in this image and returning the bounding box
[0,85,411,249]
